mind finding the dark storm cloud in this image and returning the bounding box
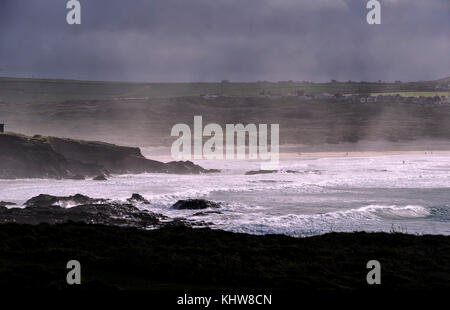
[0,0,448,82]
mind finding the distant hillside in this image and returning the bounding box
[437,77,450,83]
[436,77,450,87]
[0,76,447,104]
[1,95,450,147]
[0,76,449,148]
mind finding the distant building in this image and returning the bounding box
[0,123,4,133]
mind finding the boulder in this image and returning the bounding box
[171,199,222,210]
[25,194,103,208]
[0,201,16,207]
[127,194,150,204]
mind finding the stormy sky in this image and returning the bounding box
[0,0,448,82]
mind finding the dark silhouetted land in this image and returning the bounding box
[0,222,448,291]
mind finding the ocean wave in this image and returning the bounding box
[355,205,430,219]
[202,204,433,237]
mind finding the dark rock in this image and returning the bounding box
[2,195,163,228]
[0,201,16,207]
[165,161,220,174]
[0,133,218,179]
[0,133,72,179]
[93,175,107,181]
[66,203,162,228]
[1,194,205,229]
[25,194,104,208]
[127,194,150,204]
[46,136,218,175]
[245,170,278,175]
[162,218,192,228]
[171,199,222,210]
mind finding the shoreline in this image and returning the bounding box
[142,150,450,163]
[141,140,450,161]
[290,150,450,159]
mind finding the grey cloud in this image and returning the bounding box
[0,0,448,82]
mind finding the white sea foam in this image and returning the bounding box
[0,154,449,236]
[185,204,433,237]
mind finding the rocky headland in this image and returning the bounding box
[0,133,219,179]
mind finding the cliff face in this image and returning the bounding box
[0,133,216,179]
[45,136,166,174]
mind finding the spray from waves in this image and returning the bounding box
[106,177,324,209]
[355,205,430,219]
[202,204,432,237]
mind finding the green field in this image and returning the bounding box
[0,76,448,103]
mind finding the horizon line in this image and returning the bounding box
[0,75,448,85]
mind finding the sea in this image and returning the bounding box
[1,154,449,237]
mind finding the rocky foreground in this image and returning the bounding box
[0,133,218,179]
[0,194,217,228]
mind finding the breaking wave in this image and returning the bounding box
[207,204,432,237]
